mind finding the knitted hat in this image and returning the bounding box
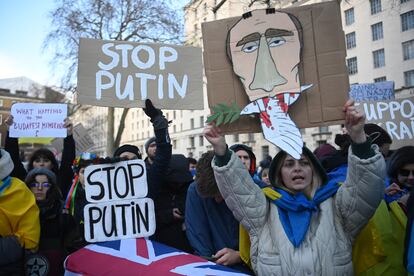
[25,168,57,186]
[114,144,142,159]
[229,144,256,176]
[364,124,392,147]
[145,137,156,154]
[0,149,14,180]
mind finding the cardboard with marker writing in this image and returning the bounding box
[77,38,203,109]
[356,96,414,150]
[83,159,155,242]
[202,1,348,133]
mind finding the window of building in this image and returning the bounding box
[403,40,414,60]
[0,114,2,124]
[319,126,329,133]
[189,136,195,148]
[347,57,358,75]
[234,134,239,142]
[0,99,3,107]
[317,140,327,147]
[401,0,411,3]
[248,133,255,141]
[346,32,356,49]
[261,145,269,159]
[173,139,177,149]
[173,125,176,133]
[371,22,383,41]
[200,116,204,128]
[199,135,204,146]
[16,90,28,96]
[401,10,414,31]
[173,111,176,119]
[370,0,382,15]
[373,49,385,68]
[345,8,354,25]
[374,76,387,82]
[404,70,414,86]
[190,118,194,129]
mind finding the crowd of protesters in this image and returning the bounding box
[1,99,413,276]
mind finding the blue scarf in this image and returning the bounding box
[270,179,340,247]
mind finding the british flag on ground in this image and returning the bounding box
[65,238,249,275]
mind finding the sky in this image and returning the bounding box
[0,0,190,87]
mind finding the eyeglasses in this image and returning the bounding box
[29,182,51,188]
[399,169,414,177]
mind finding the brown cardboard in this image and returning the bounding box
[356,97,414,150]
[78,38,203,110]
[202,1,348,133]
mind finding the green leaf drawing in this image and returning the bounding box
[206,101,241,126]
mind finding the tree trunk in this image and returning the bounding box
[106,107,115,156]
[114,108,130,150]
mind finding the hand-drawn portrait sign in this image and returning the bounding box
[77,38,203,109]
[83,159,155,243]
[10,103,67,138]
[203,1,349,158]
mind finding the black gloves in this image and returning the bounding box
[143,99,169,130]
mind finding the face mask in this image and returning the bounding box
[190,168,197,177]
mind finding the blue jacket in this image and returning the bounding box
[185,181,239,257]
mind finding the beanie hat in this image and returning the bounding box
[25,168,57,186]
[364,124,392,147]
[230,144,256,176]
[0,149,14,180]
[114,144,142,159]
[145,137,156,154]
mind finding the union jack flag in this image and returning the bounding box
[65,238,249,275]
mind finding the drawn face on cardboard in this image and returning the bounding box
[227,9,302,101]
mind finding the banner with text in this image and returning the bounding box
[356,96,414,149]
[10,103,67,138]
[77,38,203,109]
[83,159,154,242]
[349,81,394,102]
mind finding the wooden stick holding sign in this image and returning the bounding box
[10,103,67,138]
[83,159,155,242]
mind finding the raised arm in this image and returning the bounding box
[204,124,268,236]
[143,99,172,199]
[4,116,27,181]
[59,118,76,196]
[335,100,385,239]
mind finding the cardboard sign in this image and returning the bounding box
[83,198,155,243]
[350,81,394,102]
[356,96,414,149]
[10,103,67,138]
[202,1,349,133]
[77,38,203,109]
[73,124,94,154]
[84,160,148,203]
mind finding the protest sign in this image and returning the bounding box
[202,1,348,133]
[77,38,203,109]
[356,96,414,149]
[349,81,394,102]
[84,159,148,203]
[83,198,155,243]
[73,124,94,154]
[83,159,154,243]
[10,103,67,138]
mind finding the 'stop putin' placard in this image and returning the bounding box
[77,38,203,110]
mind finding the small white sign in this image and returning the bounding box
[83,198,156,243]
[10,103,67,138]
[85,159,148,203]
[349,81,394,102]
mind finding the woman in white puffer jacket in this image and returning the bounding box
[203,100,385,276]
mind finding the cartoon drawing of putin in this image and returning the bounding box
[227,8,312,159]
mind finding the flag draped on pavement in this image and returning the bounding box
[65,238,249,275]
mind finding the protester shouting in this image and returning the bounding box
[203,100,385,275]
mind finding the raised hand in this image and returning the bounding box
[64,118,73,136]
[203,123,227,156]
[143,99,162,120]
[5,115,14,129]
[343,100,366,144]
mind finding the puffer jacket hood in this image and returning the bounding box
[229,144,256,176]
[269,146,327,189]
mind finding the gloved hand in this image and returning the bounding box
[143,99,169,130]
